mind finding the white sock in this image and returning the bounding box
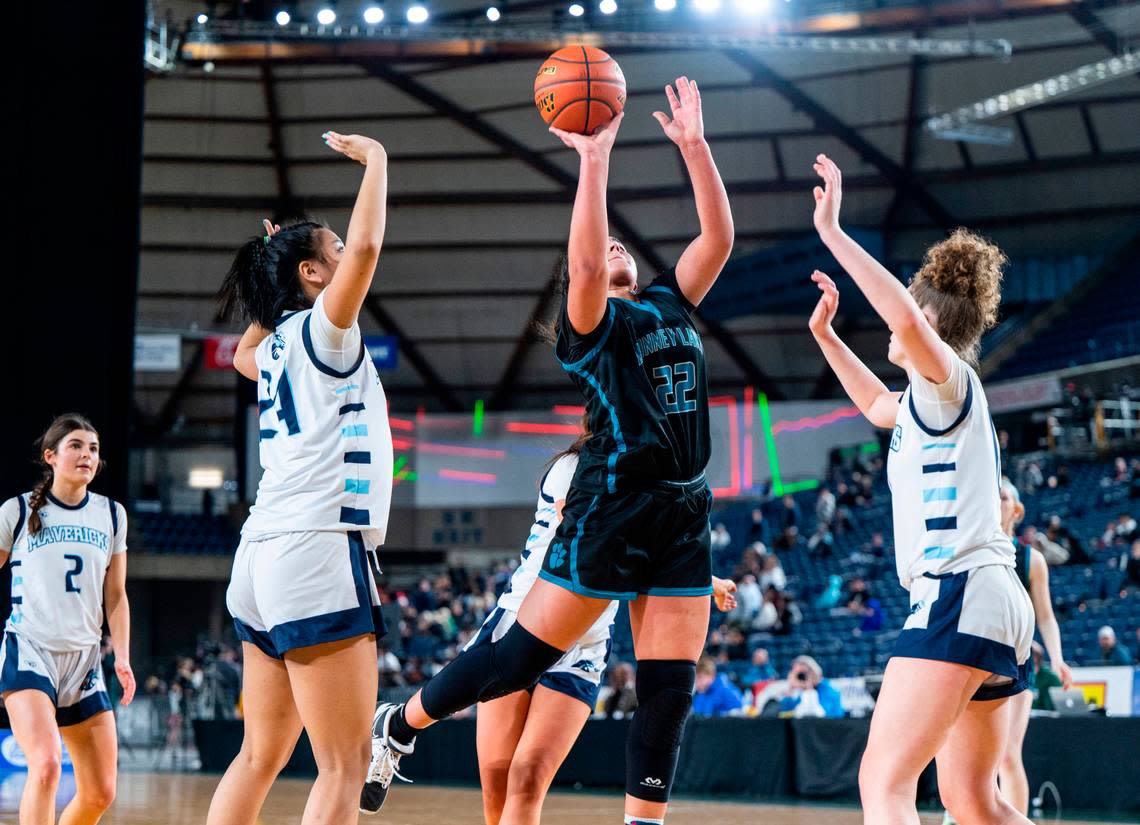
[624,817,665,825]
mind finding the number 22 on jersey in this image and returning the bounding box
[653,361,698,414]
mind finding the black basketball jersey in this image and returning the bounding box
[1013,539,1032,591]
[555,269,710,494]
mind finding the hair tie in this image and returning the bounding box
[263,235,271,245]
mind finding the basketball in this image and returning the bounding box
[534,46,626,134]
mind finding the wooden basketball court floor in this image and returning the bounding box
[0,771,1118,824]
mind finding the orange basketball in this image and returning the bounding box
[534,46,626,135]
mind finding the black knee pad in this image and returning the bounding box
[420,621,563,720]
[625,659,695,803]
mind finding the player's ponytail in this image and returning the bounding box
[27,413,101,535]
[217,220,328,330]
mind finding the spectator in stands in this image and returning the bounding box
[710,522,732,553]
[601,662,638,718]
[815,574,843,609]
[836,481,858,510]
[1022,524,1068,566]
[1127,540,1140,591]
[1024,461,1044,493]
[1098,625,1132,665]
[997,430,1011,471]
[845,578,871,613]
[1111,456,1131,485]
[727,573,762,627]
[776,495,802,549]
[743,648,776,685]
[719,627,751,662]
[412,577,438,612]
[692,656,743,717]
[378,646,404,689]
[855,597,885,635]
[747,508,769,546]
[855,472,874,507]
[765,587,801,636]
[1029,643,1062,712]
[758,552,787,593]
[815,486,836,529]
[1047,514,1091,565]
[807,523,835,558]
[777,656,844,719]
[406,616,440,661]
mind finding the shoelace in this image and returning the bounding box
[366,743,413,787]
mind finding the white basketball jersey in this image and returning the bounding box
[0,491,126,651]
[243,297,393,547]
[498,454,617,646]
[887,354,1013,590]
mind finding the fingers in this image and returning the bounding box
[548,126,578,149]
[676,76,692,107]
[651,111,670,129]
[813,185,824,202]
[665,83,680,112]
[811,269,837,289]
[262,218,274,236]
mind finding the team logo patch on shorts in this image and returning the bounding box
[548,542,567,569]
[572,658,600,673]
[80,668,99,692]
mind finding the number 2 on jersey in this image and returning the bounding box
[652,361,698,414]
[259,369,301,438]
[64,554,83,593]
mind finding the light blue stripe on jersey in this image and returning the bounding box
[922,487,958,502]
[341,424,369,437]
[344,479,371,494]
[333,384,360,395]
[923,546,955,559]
[922,442,957,450]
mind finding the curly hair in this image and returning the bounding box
[909,228,1006,365]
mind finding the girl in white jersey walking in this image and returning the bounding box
[207,130,392,825]
[0,413,135,825]
[806,154,1034,825]
[468,429,737,825]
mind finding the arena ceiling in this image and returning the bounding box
[137,0,1140,437]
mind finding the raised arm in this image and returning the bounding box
[550,113,624,335]
[654,77,733,305]
[809,270,901,429]
[320,131,388,329]
[1028,549,1073,689]
[812,154,952,385]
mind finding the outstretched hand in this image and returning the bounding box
[549,111,624,159]
[652,76,704,149]
[323,130,386,165]
[808,269,839,337]
[262,219,281,238]
[812,153,843,235]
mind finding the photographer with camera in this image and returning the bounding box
[777,655,844,719]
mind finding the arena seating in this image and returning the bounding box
[988,262,1140,381]
[132,512,240,555]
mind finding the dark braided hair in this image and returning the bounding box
[216,220,329,330]
[27,414,101,535]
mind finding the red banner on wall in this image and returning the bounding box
[203,334,242,370]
